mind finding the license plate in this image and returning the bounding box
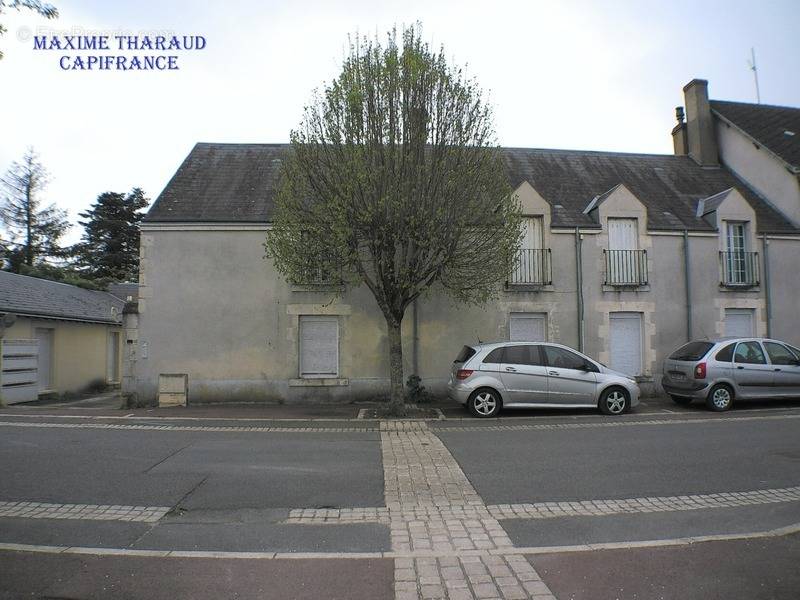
[670,372,686,381]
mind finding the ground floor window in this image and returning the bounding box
[724,308,755,338]
[609,312,643,377]
[509,312,546,342]
[299,315,339,378]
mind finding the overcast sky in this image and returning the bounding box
[1,0,798,242]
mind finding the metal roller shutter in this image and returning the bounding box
[609,312,643,377]
[300,316,339,377]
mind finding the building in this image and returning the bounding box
[132,79,800,403]
[0,271,125,403]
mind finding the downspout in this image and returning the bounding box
[575,226,584,352]
[762,233,771,338]
[412,298,419,376]
[683,230,692,341]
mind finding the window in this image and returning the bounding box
[542,345,587,370]
[715,343,736,362]
[511,217,550,285]
[724,308,755,337]
[721,222,758,286]
[605,218,647,286]
[764,342,799,366]
[733,341,766,365]
[669,341,714,361]
[299,316,339,378]
[608,218,638,251]
[454,346,477,364]
[483,348,504,364]
[503,345,544,366]
[509,313,546,342]
[726,222,747,253]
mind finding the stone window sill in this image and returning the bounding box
[602,284,651,292]
[505,284,555,293]
[289,378,349,387]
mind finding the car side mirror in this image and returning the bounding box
[583,362,596,372]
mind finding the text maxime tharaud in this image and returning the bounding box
[33,34,206,70]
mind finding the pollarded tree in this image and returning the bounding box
[266,25,521,413]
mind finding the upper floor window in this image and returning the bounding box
[510,216,551,286]
[720,221,759,287]
[605,218,647,286]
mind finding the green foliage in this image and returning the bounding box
[265,24,522,408]
[0,0,58,60]
[0,148,69,268]
[405,374,430,404]
[72,188,149,281]
[16,262,112,290]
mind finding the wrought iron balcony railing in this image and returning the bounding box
[720,251,759,287]
[604,249,648,286]
[509,248,552,286]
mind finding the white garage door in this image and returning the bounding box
[724,309,754,338]
[609,313,643,377]
[509,313,546,342]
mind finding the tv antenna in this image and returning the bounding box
[747,47,761,104]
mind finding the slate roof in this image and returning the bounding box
[711,100,800,170]
[145,143,799,233]
[0,271,124,324]
[144,143,286,223]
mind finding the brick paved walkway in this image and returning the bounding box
[0,501,169,522]
[381,422,557,600]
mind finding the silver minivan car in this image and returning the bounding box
[661,338,800,411]
[448,341,641,417]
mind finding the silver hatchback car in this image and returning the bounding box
[661,338,800,411]
[448,341,641,417]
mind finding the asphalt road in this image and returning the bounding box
[1,403,799,599]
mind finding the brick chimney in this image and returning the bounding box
[682,79,718,166]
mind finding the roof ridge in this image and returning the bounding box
[711,99,800,112]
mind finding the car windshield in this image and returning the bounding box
[669,341,714,361]
[454,345,477,363]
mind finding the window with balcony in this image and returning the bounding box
[509,216,551,286]
[720,222,759,287]
[604,218,647,286]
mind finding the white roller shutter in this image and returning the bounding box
[300,316,339,377]
[609,313,643,376]
[724,309,754,338]
[509,313,546,342]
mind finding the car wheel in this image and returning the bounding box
[468,389,501,418]
[670,395,693,405]
[599,387,629,415]
[706,384,733,411]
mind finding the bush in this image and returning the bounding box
[405,375,431,404]
[85,378,109,394]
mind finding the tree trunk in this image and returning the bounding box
[386,315,405,414]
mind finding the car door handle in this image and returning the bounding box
[548,371,560,376]
[737,366,744,369]
[505,366,517,372]
[774,368,782,372]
